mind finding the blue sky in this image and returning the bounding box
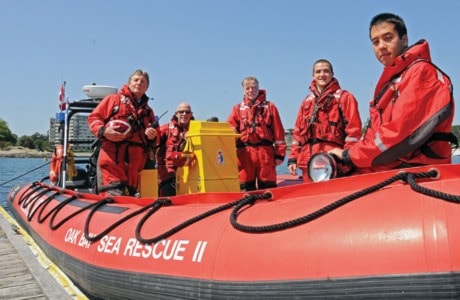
[1,0,459,136]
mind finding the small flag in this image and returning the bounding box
[58,81,67,111]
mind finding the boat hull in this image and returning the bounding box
[7,164,460,299]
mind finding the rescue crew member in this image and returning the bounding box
[227,76,286,191]
[288,59,362,181]
[157,102,194,196]
[88,69,159,196]
[329,13,455,172]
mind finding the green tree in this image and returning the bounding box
[0,118,17,148]
[18,136,35,149]
[31,132,50,151]
[17,132,50,151]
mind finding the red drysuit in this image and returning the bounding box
[343,40,455,171]
[288,78,362,180]
[88,85,157,195]
[227,89,286,190]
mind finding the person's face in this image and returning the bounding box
[313,62,333,90]
[128,75,149,99]
[243,80,259,101]
[370,21,408,67]
[175,103,193,127]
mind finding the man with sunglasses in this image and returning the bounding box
[157,102,194,196]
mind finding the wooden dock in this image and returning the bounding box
[0,206,87,299]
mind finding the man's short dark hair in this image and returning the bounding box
[313,59,333,74]
[369,13,407,39]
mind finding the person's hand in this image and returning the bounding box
[103,126,127,142]
[288,163,297,175]
[145,127,158,140]
[328,148,344,160]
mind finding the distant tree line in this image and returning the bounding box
[0,118,50,151]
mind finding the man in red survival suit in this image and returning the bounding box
[330,13,456,172]
[88,69,159,196]
[156,102,195,197]
[227,76,286,191]
[287,59,362,181]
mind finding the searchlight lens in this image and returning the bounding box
[308,153,337,182]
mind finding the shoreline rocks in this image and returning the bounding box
[0,147,52,158]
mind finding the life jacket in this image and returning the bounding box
[228,89,286,161]
[106,94,152,142]
[161,121,188,149]
[101,93,155,165]
[367,58,457,163]
[156,118,194,182]
[235,99,275,147]
[157,119,190,165]
[298,89,347,149]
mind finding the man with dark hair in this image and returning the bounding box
[330,13,455,172]
[288,59,362,180]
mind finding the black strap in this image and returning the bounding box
[421,132,458,159]
[236,140,273,148]
[305,138,344,148]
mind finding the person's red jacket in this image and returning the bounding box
[88,85,157,193]
[344,40,455,170]
[227,89,286,161]
[156,118,190,182]
[289,78,362,170]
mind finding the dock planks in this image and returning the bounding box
[0,207,86,299]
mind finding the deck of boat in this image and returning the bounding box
[0,206,86,300]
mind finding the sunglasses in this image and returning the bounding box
[177,110,192,114]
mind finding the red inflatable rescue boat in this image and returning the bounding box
[7,164,460,299]
[6,86,460,299]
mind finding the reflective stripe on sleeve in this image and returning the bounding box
[374,132,387,152]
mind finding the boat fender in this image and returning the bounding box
[49,145,77,185]
[49,145,63,185]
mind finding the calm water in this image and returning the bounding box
[0,158,291,211]
[2,156,459,212]
[0,158,50,212]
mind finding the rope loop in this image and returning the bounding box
[230,170,442,233]
[135,195,252,244]
[16,167,460,245]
